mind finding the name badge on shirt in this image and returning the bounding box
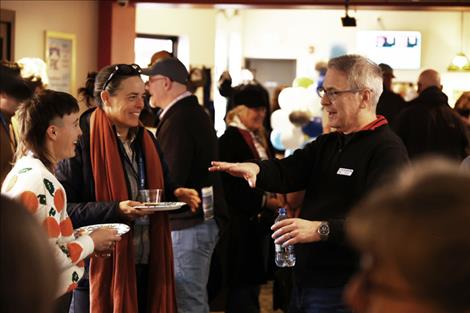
[337,167,354,176]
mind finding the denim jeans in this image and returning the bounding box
[288,285,351,313]
[171,219,219,313]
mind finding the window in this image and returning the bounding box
[134,34,178,68]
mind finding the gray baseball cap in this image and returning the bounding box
[142,57,189,84]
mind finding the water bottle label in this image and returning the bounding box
[202,186,214,220]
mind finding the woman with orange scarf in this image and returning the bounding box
[56,64,200,313]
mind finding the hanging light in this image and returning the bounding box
[448,12,470,71]
[341,0,356,27]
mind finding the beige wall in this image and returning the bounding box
[136,6,216,67]
[241,9,470,82]
[1,0,98,97]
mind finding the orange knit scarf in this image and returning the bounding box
[89,108,176,313]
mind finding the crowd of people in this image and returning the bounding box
[1,51,470,313]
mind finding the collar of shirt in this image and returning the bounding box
[359,115,388,131]
[159,91,192,120]
[229,115,269,160]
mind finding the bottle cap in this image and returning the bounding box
[278,207,287,214]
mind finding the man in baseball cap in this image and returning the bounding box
[378,63,395,78]
[142,57,189,86]
[142,56,229,313]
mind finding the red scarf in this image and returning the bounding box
[89,108,176,313]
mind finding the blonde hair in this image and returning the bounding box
[226,105,270,152]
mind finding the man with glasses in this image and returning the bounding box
[143,57,228,313]
[210,54,408,313]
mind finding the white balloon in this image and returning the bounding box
[280,126,305,150]
[306,85,321,114]
[270,109,291,129]
[278,87,307,112]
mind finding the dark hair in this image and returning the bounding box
[78,71,97,108]
[23,76,45,95]
[16,90,79,170]
[0,195,58,313]
[0,64,33,101]
[94,64,142,107]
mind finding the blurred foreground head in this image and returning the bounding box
[0,195,58,313]
[346,158,470,313]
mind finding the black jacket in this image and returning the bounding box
[55,108,177,228]
[256,123,409,288]
[219,126,274,285]
[392,86,470,161]
[156,95,229,231]
[376,89,406,124]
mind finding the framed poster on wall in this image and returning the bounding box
[45,31,76,93]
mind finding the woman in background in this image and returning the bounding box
[218,85,285,313]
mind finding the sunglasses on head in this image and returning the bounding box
[102,63,142,90]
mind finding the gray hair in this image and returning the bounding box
[328,55,383,106]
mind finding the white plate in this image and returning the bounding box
[133,202,186,211]
[74,223,130,237]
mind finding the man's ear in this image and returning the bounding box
[101,90,110,107]
[164,78,172,91]
[46,125,58,141]
[360,89,372,108]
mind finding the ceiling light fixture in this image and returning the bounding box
[448,11,470,71]
[341,0,356,27]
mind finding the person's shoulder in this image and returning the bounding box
[220,126,240,139]
[219,126,245,145]
[1,156,47,196]
[168,96,203,118]
[372,125,408,149]
[173,96,214,128]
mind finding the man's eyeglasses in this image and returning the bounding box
[317,87,363,101]
[102,63,142,90]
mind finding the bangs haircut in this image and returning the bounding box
[16,89,79,170]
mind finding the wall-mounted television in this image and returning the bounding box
[356,31,421,70]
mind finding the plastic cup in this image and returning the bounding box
[138,189,162,203]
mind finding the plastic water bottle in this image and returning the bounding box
[274,208,296,267]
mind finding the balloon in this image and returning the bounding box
[278,87,306,112]
[271,109,290,129]
[293,77,314,89]
[280,126,305,150]
[302,117,323,138]
[270,128,285,150]
[289,110,311,127]
[329,44,347,59]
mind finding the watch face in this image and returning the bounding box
[319,223,330,235]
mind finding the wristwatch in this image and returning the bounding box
[317,221,330,241]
